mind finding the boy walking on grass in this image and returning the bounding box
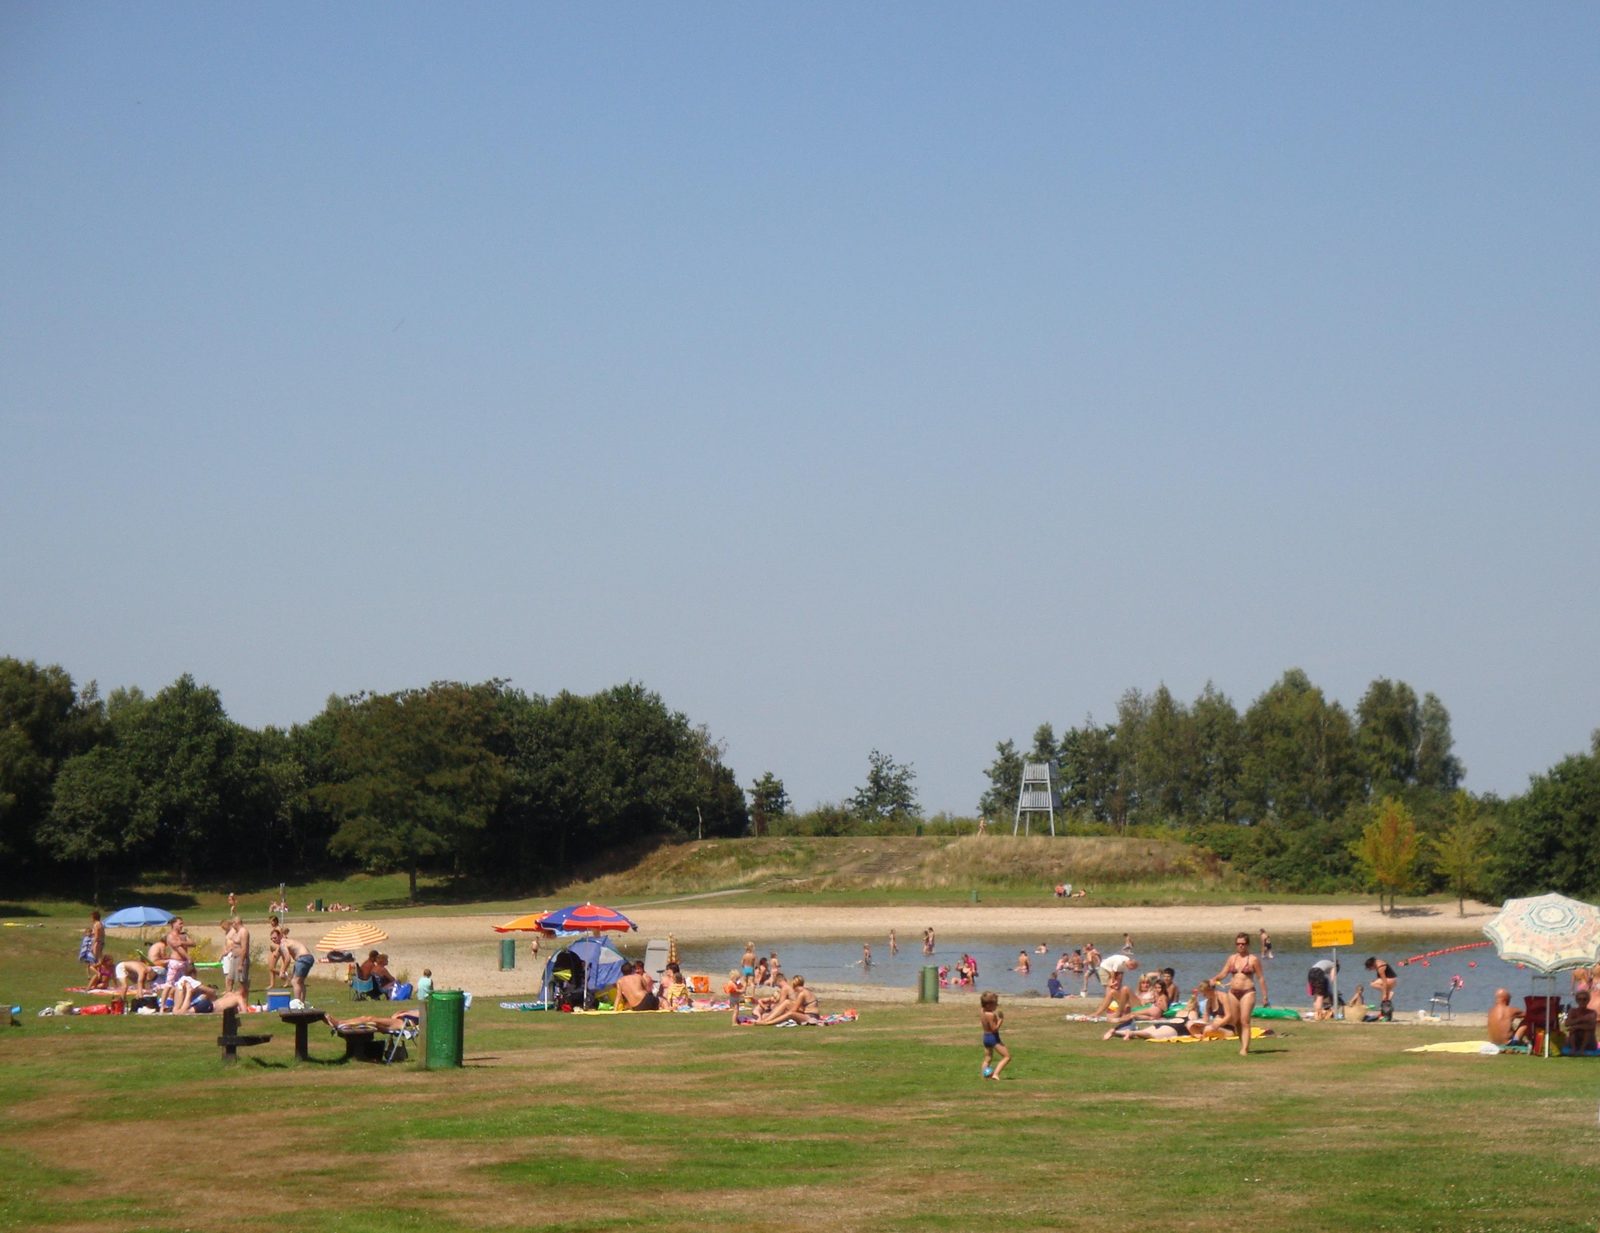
[980,991,1010,1081]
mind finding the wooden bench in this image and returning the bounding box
[217,1007,273,1063]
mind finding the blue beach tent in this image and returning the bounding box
[541,936,627,1008]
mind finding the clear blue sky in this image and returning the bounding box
[4,5,1597,814]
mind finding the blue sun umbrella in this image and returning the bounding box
[103,906,174,928]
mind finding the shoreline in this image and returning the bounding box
[290,899,1500,1006]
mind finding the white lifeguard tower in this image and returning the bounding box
[1013,760,1062,836]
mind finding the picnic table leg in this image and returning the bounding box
[294,1019,311,1061]
[221,1007,239,1064]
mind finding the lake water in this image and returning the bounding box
[661,934,1565,1016]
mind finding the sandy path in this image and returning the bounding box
[298,899,1497,1008]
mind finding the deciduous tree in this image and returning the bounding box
[851,749,918,822]
[1430,790,1491,915]
[1352,795,1420,913]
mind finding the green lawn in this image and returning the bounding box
[1,916,1593,1232]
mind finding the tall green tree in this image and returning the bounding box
[1138,684,1191,823]
[748,772,790,836]
[0,658,106,865]
[978,739,1024,823]
[1058,719,1120,826]
[316,681,509,902]
[1491,736,1600,899]
[851,749,918,822]
[38,745,140,902]
[1355,678,1421,797]
[1190,682,1243,824]
[1352,795,1420,913]
[116,675,245,882]
[1029,723,1057,763]
[1239,669,1359,824]
[1415,692,1465,791]
[1430,790,1492,915]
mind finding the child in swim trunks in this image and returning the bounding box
[980,991,1010,1081]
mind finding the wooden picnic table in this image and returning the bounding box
[277,1007,328,1061]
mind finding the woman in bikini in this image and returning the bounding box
[1214,933,1268,1056]
[1364,956,1398,1015]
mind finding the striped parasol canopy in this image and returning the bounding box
[533,903,637,936]
[1482,893,1600,974]
[315,921,390,951]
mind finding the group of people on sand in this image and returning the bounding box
[723,939,823,1025]
[1089,932,1271,1055]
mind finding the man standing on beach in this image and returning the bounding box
[81,909,105,974]
[274,929,314,1005]
[232,917,251,1004]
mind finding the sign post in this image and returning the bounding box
[1310,919,1355,1018]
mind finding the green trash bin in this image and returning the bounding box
[314,897,323,912]
[499,937,516,971]
[919,966,939,1004]
[424,991,465,1069]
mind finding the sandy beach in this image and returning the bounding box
[297,898,1500,1024]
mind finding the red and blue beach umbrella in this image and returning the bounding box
[532,903,638,936]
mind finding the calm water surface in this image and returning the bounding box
[654,933,1561,1016]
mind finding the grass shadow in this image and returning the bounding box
[0,904,46,918]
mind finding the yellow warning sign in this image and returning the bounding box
[1310,919,1354,948]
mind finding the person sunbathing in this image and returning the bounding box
[755,975,822,1025]
[326,1010,421,1032]
[1102,980,1171,1039]
[173,988,249,1015]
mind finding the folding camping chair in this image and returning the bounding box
[349,972,383,1001]
[1523,995,1564,1054]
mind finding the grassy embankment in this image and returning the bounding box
[5,834,1429,922]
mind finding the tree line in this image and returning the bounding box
[1,658,745,900]
[977,668,1600,903]
[4,656,1594,904]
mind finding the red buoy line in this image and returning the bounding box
[1396,940,1492,967]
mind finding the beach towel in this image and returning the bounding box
[1149,1026,1273,1045]
[1404,1041,1502,1055]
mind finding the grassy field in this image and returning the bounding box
[1,912,1595,1233]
